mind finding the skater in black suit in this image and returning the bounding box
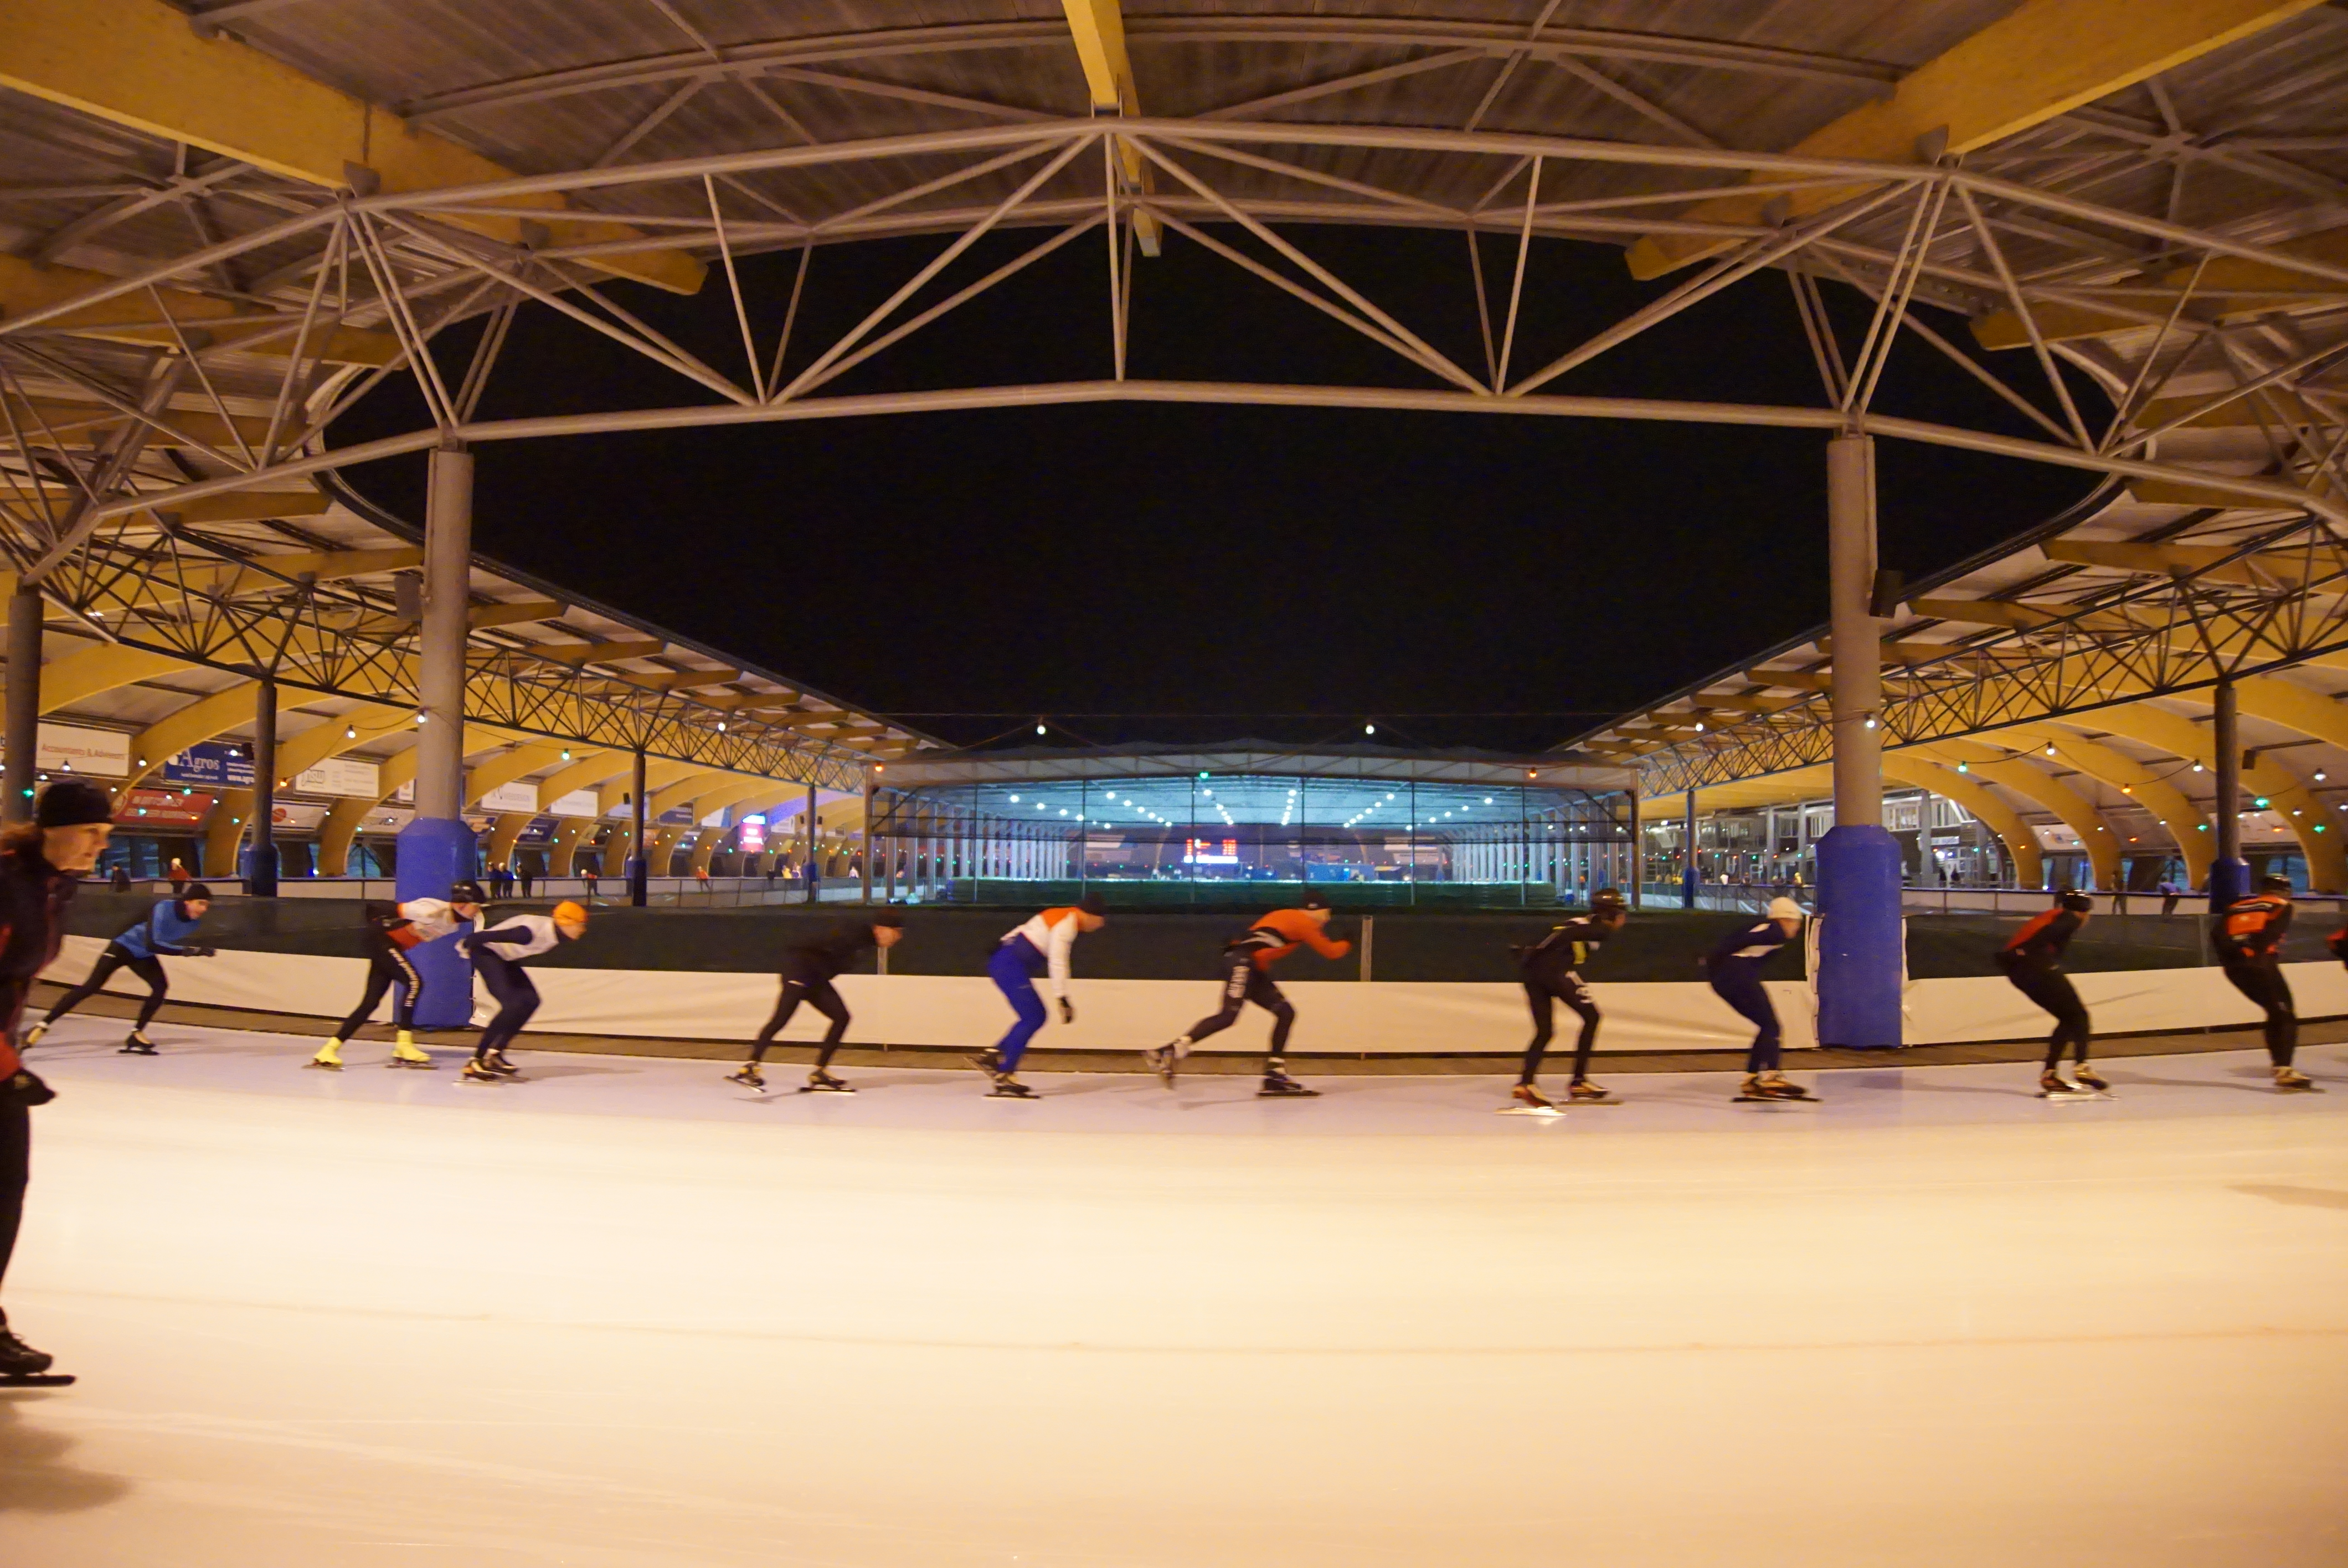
[727,911,905,1092]
[1511,888,1626,1110]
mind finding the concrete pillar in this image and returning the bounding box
[1682,788,1698,909]
[626,747,648,906]
[4,584,42,824]
[413,447,471,819]
[395,445,481,1025]
[859,772,875,904]
[2211,679,2248,907]
[1814,432,1903,1048]
[250,674,279,896]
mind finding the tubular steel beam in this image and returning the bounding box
[1627,0,2336,278]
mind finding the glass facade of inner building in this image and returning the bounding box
[869,768,1635,907]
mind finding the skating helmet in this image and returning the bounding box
[178,881,213,904]
[2259,874,2294,894]
[1587,888,1626,914]
[2059,891,2093,912]
[1298,893,1332,911]
[1766,897,1806,922]
[448,879,488,906]
[552,900,589,932]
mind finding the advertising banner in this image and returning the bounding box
[116,786,215,827]
[0,722,133,778]
[293,756,380,798]
[163,741,255,790]
[477,780,539,814]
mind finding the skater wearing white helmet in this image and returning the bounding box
[1706,897,1810,1102]
[307,879,487,1071]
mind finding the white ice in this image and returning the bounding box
[4,1024,2345,1566]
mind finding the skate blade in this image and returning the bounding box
[2277,1082,2325,1094]
[1566,1097,1623,1107]
[1733,1095,1816,1106]
[797,1085,855,1095]
[2037,1089,2114,1101]
[303,1061,341,1071]
[0,1373,74,1387]
[986,1090,1039,1100]
[1257,1089,1321,1099]
[385,1059,437,1070]
[1497,1103,1565,1117]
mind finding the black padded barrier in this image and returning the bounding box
[61,893,2335,984]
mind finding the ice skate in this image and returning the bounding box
[305,1038,344,1071]
[479,1050,522,1079]
[1567,1079,1616,1104]
[20,1020,48,1050]
[1502,1082,1561,1116]
[1143,1038,1187,1087]
[724,1064,765,1090]
[387,1033,435,1070]
[0,1312,60,1383]
[119,1029,157,1055]
[969,1047,1002,1075]
[2073,1063,2110,1092]
[2275,1066,2318,1092]
[1736,1074,1811,1103]
[1258,1069,1319,1098]
[987,1072,1039,1099]
[460,1058,506,1084]
[2038,1068,2085,1097]
[800,1068,854,1094]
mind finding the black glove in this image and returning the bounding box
[0,1069,56,1108]
[1058,997,1076,1025]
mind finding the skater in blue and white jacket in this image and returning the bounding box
[27,883,217,1055]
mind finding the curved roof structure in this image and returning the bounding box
[1,1,2345,875]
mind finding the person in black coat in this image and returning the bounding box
[0,779,116,1379]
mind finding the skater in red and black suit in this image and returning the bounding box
[307,881,486,1071]
[1512,887,1626,1110]
[1997,891,2106,1095]
[727,910,904,1092]
[2213,875,2313,1090]
[0,779,115,1383]
[1145,893,1351,1097]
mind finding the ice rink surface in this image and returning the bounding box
[4,1024,2345,1567]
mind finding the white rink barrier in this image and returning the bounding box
[39,936,2348,1055]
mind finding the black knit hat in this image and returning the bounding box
[1298,892,1332,911]
[179,881,213,902]
[448,879,488,904]
[2259,873,2294,894]
[2059,891,2094,912]
[34,777,112,828]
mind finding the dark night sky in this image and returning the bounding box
[336,223,2101,752]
